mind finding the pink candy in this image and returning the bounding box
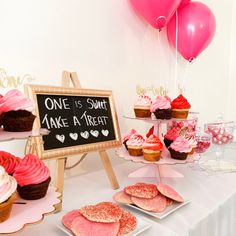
[206,126,234,145]
[196,140,211,153]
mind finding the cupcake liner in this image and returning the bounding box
[153,109,172,120]
[171,109,189,119]
[143,150,161,162]
[128,147,143,156]
[2,110,36,132]
[169,148,188,160]
[0,192,17,223]
[134,108,151,118]
[17,176,51,200]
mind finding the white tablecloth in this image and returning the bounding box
[13,160,236,236]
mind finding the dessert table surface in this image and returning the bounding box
[8,150,236,236]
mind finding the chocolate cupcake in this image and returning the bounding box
[168,136,192,160]
[13,154,51,200]
[150,96,172,120]
[0,89,36,132]
[163,128,180,148]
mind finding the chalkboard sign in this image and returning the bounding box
[25,85,121,160]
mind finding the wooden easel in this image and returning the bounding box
[52,71,120,211]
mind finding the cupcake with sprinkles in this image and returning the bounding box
[133,95,152,118]
[126,133,145,156]
[122,129,137,150]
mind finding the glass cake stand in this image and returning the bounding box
[116,147,201,182]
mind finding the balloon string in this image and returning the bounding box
[183,60,189,90]
[157,30,167,90]
[174,11,179,94]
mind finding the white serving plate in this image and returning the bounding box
[124,200,190,220]
[57,215,152,236]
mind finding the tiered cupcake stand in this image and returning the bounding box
[116,115,200,182]
[0,129,61,234]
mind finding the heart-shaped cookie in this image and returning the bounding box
[79,202,122,223]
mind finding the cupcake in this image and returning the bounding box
[126,134,145,156]
[0,166,17,223]
[171,94,191,119]
[169,136,192,160]
[122,129,137,150]
[0,151,21,175]
[185,134,197,155]
[0,89,36,132]
[134,95,152,118]
[13,154,51,200]
[142,135,163,162]
[163,128,180,148]
[150,96,172,120]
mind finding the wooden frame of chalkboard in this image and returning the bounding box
[25,84,122,160]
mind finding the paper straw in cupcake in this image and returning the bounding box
[0,89,36,132]
[13,154,51,200]
[0,166,17,222]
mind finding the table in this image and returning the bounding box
[10,157,236,236]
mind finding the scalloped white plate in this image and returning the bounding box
[124,200,190,220]
[0,187,61,234]
[0,128,50,142]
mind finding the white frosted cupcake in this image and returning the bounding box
[0,166,17,222]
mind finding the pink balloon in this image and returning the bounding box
[129,0,182,30]
[178,0,190,9]
[167,2,216,61]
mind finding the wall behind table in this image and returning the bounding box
[0,0,235,175]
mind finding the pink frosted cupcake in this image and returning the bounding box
[13,154,51,200]
[134,95,152,118]
[169,136,192,160]
[0,166,17,222]
[122,129,137,150]
[126,134,145,156]
[163,128,180,148]
[0,151,21,175]
[150,96,172,120]
[0,89,36,132]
